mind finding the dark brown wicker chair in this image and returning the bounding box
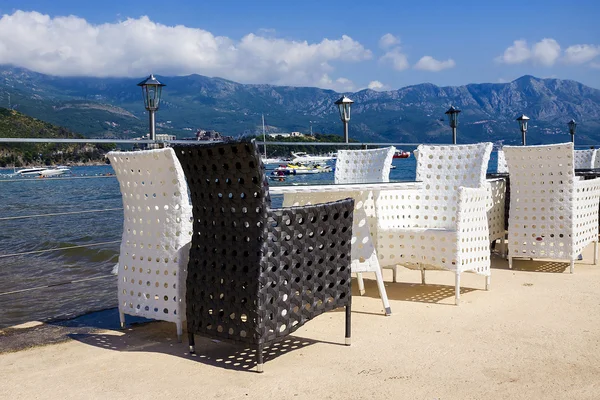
[174,140,353,372]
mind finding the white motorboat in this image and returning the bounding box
[14,167,49,176]
[291,151,337,163]
[39,167,71,177]
[273,162,332,175]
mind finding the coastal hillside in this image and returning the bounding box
[1,66,600,144]
[0,108,113,167]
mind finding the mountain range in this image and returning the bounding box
[1,65,600,145]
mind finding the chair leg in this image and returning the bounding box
[256,344,264,373]
[594,241,598,265]
[570,259,575,274]
[455,271,461,306]
[392,266,399,283]
[374,267,392,316]
[176,321,183,343]
[356,272,365,296]
[508,256,513,270]
[485,274,491,291]
[188,333,195,353]
[119,309,125,329]
[345,304,352,346]
[499,238,506,258]
[420,264,426,285]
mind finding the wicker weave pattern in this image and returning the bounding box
[504,143,600,264]
[283,190,379,273]
[108,148,193,337]
[334,147,395,184]
[173,141,353,357]
[574,149,596,169]
[413,143,492,229]
[374,143,492,304]
[375,186,490,273]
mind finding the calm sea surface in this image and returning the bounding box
[0,152,499,328]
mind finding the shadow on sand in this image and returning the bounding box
[69,316,340,372]
[351,277,477,306]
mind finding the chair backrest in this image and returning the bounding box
[574,149,595,169]
[415,143,493,189]
[594,149,600,168]
[173,140,270,343]
[334,146,395,184]
[107,148,193,323]
[497,149,509,173]
[503,143,575,257]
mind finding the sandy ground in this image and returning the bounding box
[1,247,600,400]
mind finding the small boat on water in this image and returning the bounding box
[15,167,48,176]
[39,167,71,177]
[291,151,337,163]
[393,150,411,159]
[262,157,285,164]
[273,162,332,176]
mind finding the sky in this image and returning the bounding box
[0,0,599,91]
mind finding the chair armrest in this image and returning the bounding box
[259,199,354,340]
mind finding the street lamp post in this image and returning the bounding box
[516,114,530,145]
[334,96,354,143]
[445,105,461,144]
[568,119,577,143]
[137,74,166,141]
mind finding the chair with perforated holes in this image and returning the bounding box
[334,146,396,184]
[282,146,395,315]
[503,143,600,273]
[108,148,193,341]
[174,140,354,373]
[375,143,493,305]
[497,149,509,173]
[574,149,596,170]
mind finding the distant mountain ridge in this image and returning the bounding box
[1,65,599,145]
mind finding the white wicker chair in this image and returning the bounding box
[594,149,600,169]
[574,149,596,169]
[283,146,396,315]
[108,148,193,340]
[335,146,395,184]
[375,143,493,305]
[503,143,600,273]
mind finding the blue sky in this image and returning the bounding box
[0,0,599,90]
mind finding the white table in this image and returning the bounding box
[271,182,421,315]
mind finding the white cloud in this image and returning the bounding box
[367,80,386,90]
[380,48,409,71]
[496,38,560,66]
[495,39,531,64]
[0,10,372,89]
[413,56,455,72]
[590,62,600,69]
[318,75,356,92]
[563,44,600,65]
[379,33,399,49]
[532,38,560,66]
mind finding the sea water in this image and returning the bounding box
[0,152,498,328]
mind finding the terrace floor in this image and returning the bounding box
[2,247,600,400]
